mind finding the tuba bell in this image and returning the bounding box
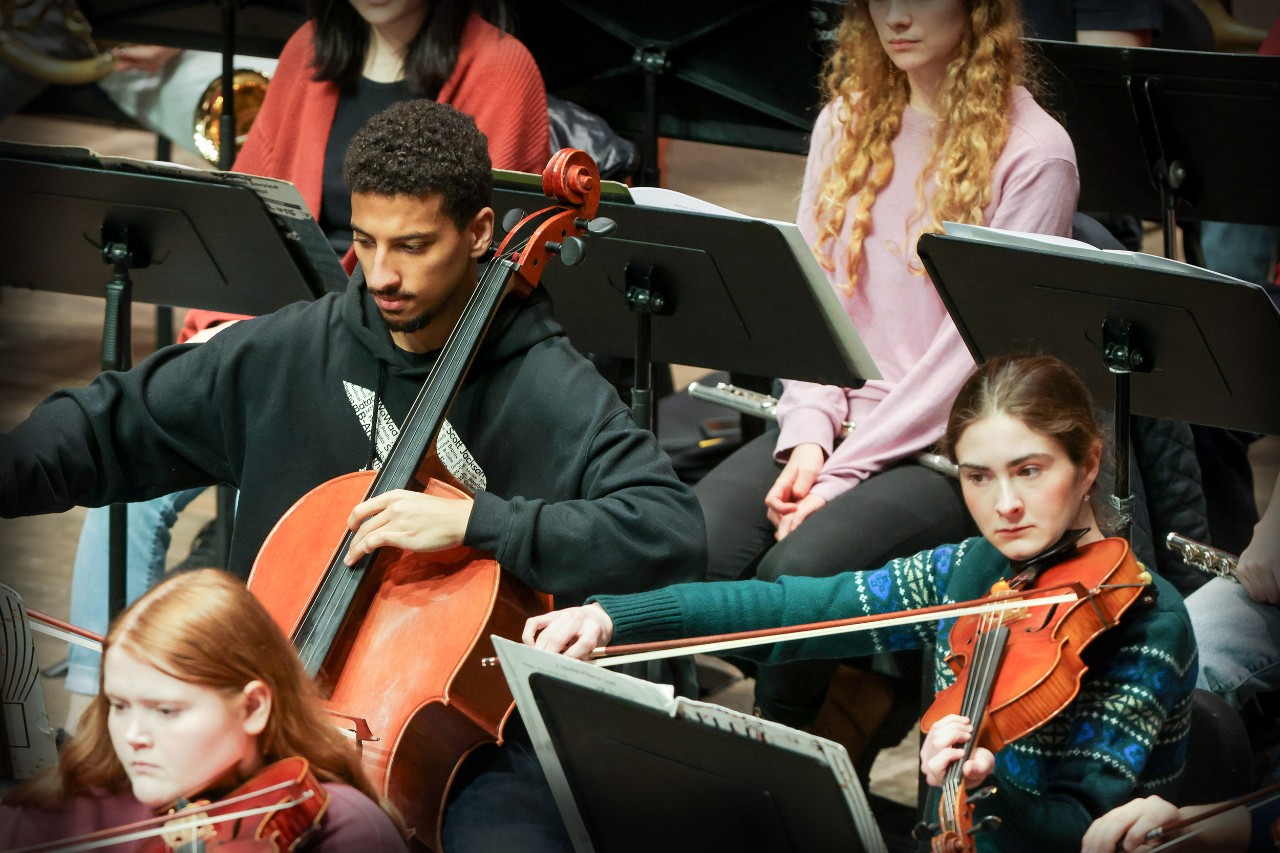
[0,0,114,85]
[193,67,269,164]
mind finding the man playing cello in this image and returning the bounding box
[0,100,705,852]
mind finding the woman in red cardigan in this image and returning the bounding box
[184,0,551,338]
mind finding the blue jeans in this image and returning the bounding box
[1187,576,1280,710]
[65,488,206,695]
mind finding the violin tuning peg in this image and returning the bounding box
[501,208,526,234]
[967,783,999,801]
[911,821,940,840]
[966,816,1003,836]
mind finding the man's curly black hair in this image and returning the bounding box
[342,99,492,229]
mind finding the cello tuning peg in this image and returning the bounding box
[576,217,617,237]
[501,208,526,234]
[911,821,940,840]
[547,236,586,266]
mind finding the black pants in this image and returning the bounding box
[693,433,977,727]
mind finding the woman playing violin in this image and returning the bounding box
[1,569,407,851]
[526,354,1198,852]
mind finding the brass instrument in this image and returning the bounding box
[1196,0,1269,53]
[193,67,269,164]
[686,381,959,477]
[0,0,114,85]
[1165,531,1239,581]
[0,0,268,165]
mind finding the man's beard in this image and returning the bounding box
[381,309,433,334]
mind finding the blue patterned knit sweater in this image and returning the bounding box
[592,536,1197,852]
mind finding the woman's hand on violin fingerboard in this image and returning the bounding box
[920,714,994,788]
[344,489,472,565]
[522,604,614,659]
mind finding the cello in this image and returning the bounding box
[245,149,611,849]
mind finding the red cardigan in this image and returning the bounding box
[181,14,550,341]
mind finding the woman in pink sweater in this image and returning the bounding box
[694,0,1079,747]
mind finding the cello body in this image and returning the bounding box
[248,471,546,846]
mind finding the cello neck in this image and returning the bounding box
[292,255,521,678]
[372,256,518,496]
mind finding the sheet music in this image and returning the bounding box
[492,637,888,853]
[942,221,1249,284]
[1,585,59,782]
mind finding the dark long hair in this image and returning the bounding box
[307,0,508,97]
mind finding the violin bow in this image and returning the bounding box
[584,584,1083,668]
[1144,779,1280,851]
[25,608,103,652]
[8,779,316,853]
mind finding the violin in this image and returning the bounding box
[546,533,1154,852]
[142,758,329,853]
[245,149,613,849]
[9,758,328,853]
[917,534,1154,852]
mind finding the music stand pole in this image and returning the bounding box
[1101,319,1151,541]
[100,225,149,618]
[625,264,663,432]
[218,0,236,171]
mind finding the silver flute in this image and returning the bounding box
[687,381,958,478]
[1165,532,1239,581]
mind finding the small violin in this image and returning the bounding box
[10,758,329,853]
[144,757,330,853]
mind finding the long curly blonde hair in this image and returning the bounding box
[813,0,1028,292]
[6,569,403,834]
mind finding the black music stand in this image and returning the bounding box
[0,141,346,615]
[492,172,878,432]
[917,226,1280,539]
[492,638,887,853]
[511,1,833,184]
[1031,39,1280,257]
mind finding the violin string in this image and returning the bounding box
[940,606,1006,833]
[291,228,540,665]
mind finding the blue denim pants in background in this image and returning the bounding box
[65,487,207,695]
[1187,576,1280,710]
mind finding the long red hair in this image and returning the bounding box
[6,569,400,831]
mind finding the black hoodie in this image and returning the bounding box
[1,273,706,600]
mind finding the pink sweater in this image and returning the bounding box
[779,87,1079,503]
